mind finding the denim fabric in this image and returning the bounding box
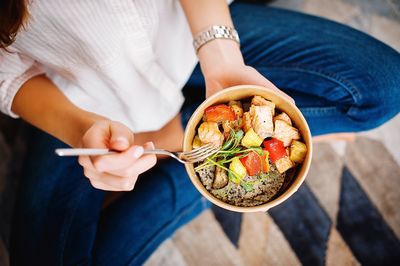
[182,4,400,135]
[11,127,210,266]
[11,2,400,266]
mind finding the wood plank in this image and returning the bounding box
[298,0,361,25]
[144,239,186,266]
[362,115,400,165]
[173,210,243,266]
[326,228,360,266]
[306,143,343,223]
[345,137,400,238]
[238,212,301,266]
[329,140,347,158]
[366,8,400,51]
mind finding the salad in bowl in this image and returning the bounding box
[183,85,312,212]
[193,95,307,207]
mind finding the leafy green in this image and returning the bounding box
[221,137,234,151]
[259,172,269,180]
[241,182,254,192]
[228,171,241,184]
[195,128,268,188]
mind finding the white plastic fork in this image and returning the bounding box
[55,142,220,164]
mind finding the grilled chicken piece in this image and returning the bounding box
[273,112,292,126]
[198,121,224,147]
[213,166,228,189]
[242,112,252,132]
[249,105,274,139]
[274,119,300,147]
[275,156,295,173]
[229,100,244,118]
[251,96,275,116]
[192,135,203,149]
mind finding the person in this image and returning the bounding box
[1,0,399,265]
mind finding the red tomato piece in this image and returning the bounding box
[205,104,236,123]
[263,138,287,163]
[240,151,265,176]
[261,153,269,172]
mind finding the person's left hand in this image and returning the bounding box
[197,39,294,103]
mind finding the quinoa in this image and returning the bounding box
[198,162,285,207]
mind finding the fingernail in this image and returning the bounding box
[147,141,155,149]
[133,146,144,158]
[115,137,129,145]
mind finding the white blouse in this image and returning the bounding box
[0,0,198,132]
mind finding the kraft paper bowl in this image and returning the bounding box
[183,85,312,213]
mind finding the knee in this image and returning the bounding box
[347,76,400,132]
[338,35,400,131]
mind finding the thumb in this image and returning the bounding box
[109,122,135,151]
[206,79,224,98]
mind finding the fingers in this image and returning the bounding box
[244,67,296,104]
[80,120,141,172]
[90,145,144,172]
[109,122,135,151]
[78,141,157,191]
[206,79,224,98]
[81,120,134,151]
[90,179,129,192]
[80,159,138,191]
[84,168,137,191]
[81,120,112,149]
[205,66,295,104]
[109,142,157,177]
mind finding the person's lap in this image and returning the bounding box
[235,4,399,135]
[10,127,106,265]
[92,155,208,265]
[184,2,400,135]
[11,2,400,265]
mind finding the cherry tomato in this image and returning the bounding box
[240,151,267,176]
[263,138,286,163]
[262,153,269,172]
[205,104,236,123]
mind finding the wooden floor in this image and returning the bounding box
[145,137,400,266]
[145,0,400,265]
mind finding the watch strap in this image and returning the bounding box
[193,25,240,53]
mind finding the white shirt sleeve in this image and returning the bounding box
[0,48,45,118]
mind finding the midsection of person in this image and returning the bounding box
[2,0,399,265]
[3,0,197,132]
[2,0,292,193]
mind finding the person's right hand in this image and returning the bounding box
[78,120,157,191]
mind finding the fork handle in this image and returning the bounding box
[55,148,113,156]
[55,148,170,157]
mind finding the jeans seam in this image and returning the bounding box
[256,64,363,108]
[301,106,341,116]
[128,196,206,265]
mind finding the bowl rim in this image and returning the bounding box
[183,85,313,213]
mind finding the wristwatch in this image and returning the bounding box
[193,25,240,53]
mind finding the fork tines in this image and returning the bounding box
[182,143,220,163]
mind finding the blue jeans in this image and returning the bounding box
[11,2,400,266]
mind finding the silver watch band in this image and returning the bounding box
[193,25,240,53]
